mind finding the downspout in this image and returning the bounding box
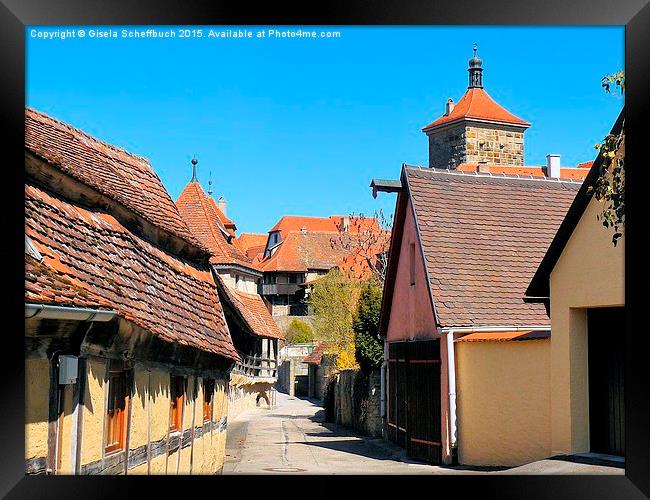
[380,339,388,436]
[445,330,457,454]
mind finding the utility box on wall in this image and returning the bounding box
[58,355,78,385]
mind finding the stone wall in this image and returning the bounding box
[325,369,381,438]
[427,122,526,168]
[227,373,275,421]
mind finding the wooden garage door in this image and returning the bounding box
[387,340,442,464]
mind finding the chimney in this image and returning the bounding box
[445,98,455,116]
[342,216,350,233]
[546,154,561,178]
[217,196,227,216]
[477,160,490,173]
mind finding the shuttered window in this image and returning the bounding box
[203,379,215,423]
[105,367,129,455]
[169,375,185,433]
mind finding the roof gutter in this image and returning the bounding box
[438,325,549,335]
[25,303,117,322]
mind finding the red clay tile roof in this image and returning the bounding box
[236,233,268,260]
[456,163,590,181]
[176,181,254,268]
[26,254,112,310]
[422,88,531,131]
[269,215,380,239]
[269,216,339,238]
[259,231,353,273]
[577,161,594,169]
[25,182,239,360]
[237,233,268,252]
[210,197,237,234]
[217,282,284,340]
[303,342,332,365]
[25,107,205,251]
[454,330,550,343]
[404,166,581,327]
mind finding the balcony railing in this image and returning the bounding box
[232,352,278,379]
[259,283,302,295]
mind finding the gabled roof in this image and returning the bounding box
[259,231,352,273]
[383,166,581,329]
[455,163,590,181]
[25,107,205,251]
[422,87,531,132]
[525,109,625,299]
[176,181,254,269]
[216,279,284,340]
[25,182,239,360]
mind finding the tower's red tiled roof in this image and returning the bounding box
[455,163,590,181]
[422,88,531,131]
[25,182,239,360]
[176,181,254,268]
[404,166,581,327]
[25,107,205,250]
[217,282,284,340]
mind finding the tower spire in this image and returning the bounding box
[468,43,483,89]
[191,156,198,182]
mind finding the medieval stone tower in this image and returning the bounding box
[422,46,531,169]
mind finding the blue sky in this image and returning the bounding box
[26,26,623,234]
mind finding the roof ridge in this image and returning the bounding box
[26,107,150,164]
[405,165,581,185]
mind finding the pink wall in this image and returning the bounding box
[386,199,438,342]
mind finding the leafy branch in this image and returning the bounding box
[589,71,625,246]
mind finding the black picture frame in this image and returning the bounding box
[2,1,648,498]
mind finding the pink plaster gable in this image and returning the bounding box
[386,198,438,342]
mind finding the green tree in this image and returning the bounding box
[308,269,361,370]
[285,319,314,345]
[353,279,384,372]
[590,71,625,246]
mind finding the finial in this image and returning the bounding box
[191,156,198,182]
[468,44,483,89]
[208,171,213,196]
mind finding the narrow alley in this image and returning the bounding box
[223,392,624,475]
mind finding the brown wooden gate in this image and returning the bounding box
[387,339,442,464]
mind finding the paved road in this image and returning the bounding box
[223,391,624,475]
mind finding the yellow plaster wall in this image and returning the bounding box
[58,384,75,474]
[129,366,150,451]
[549,196,624,455]
[148,368,171,474]
[81,357,106,466]
[178,376,195,474]
[455,340,551,467]
[25,357,50,462]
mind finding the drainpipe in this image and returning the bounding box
[438,324,550,460]
[380,339,388,434]
[445,330,458,452]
